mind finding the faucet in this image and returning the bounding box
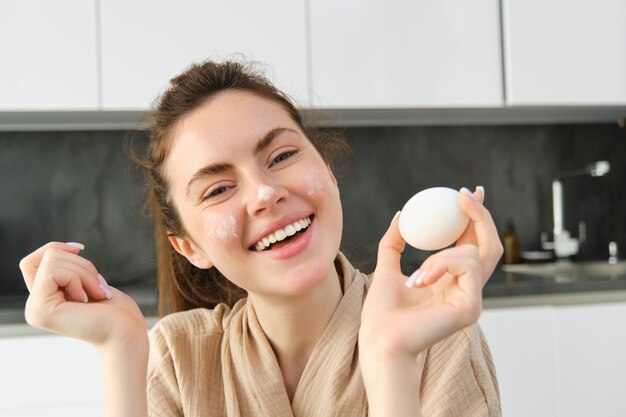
[542,161,610,258]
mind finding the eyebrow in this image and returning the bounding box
[185,127,300,199]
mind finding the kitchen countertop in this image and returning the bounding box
[2,265,626,331]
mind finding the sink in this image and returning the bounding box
[501,260,626,279]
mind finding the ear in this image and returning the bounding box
[168,235,213,269]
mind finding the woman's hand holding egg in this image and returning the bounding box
[359,186,502,362]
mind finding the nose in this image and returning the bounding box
[246,178,288,217]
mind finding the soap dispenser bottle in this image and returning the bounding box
[503,220,521,264]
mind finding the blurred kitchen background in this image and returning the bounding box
[1,1,626,417]
[1,124,625,293]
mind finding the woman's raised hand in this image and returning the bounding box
[20,242,147,350]
[360,187,503,359]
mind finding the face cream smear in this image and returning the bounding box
[257,184,275,202]
[307,167,325,196]
[205,214,238,240]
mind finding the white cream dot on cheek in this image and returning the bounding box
[306,167,326,196]
[257,184,275,202]
[204,214,238,241]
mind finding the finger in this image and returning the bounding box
[59,267,89,303]
[48,250,111,300]
[375,211,405,273]
[410,247,481,293]
[474,185,485,204]
[49,255,111,301]
[404,244,478,287]
[33,249,111,301]
[20,242,85,290]
[458,188,503,276]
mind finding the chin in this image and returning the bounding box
[278,256,338,296]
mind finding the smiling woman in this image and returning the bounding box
[131,61,351,315]
[19,59,503,417]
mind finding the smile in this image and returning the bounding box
[253,216,312,251]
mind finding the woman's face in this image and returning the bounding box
[164,90,343,299]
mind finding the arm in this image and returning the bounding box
[20,242,149,417]
[359,187,503,416]
[359,351,423,417]
[100,338,149,417]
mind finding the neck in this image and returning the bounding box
[248,260,343,399]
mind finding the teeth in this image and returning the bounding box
[254,217,311,251]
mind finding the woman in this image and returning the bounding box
[20,60,503,417]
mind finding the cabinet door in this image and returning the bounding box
[0,335,102,412]
[100,0,308,110]
[310,0,503,108]
[555,303,626,417]
[502,0,626,105]
[479,307,556,417]
[0,0,98,110]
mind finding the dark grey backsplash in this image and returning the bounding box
[0,131,155,292]
[1,124,625,292]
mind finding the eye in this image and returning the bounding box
[270,150,297,167]
[202,184,233,201]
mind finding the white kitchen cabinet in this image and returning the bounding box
[479,306,556,417]
[99,0,309,110]
[309,0,503,108]
[481,301,626,417]
[0,334,102,414]
[502,0,626,105]
[555,303,626,417]
[0,0,99,110]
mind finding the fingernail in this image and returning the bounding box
[405,268,427,288]
[393,211,401,221]
[415,269,428,286]
[405,270,419,287]
[459,187,477,201]
[475,186,484,199]
[66,242,85,250]
[82,289,88,303]
[99,284,113,299]
[97,274,112,299]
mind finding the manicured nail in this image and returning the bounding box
[99,284,113,299]
[405,270,419,287]
[405,268,427,288]
[66,242,85,250]
[82,289,88,303]
[475,186,484,200]
[97,274,112,299]
[459,187,477,201]
[393,211,401,221]
[415,269,428,286]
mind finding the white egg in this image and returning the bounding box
[399,187,470,251]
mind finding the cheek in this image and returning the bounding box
[203,214,238,242]
[306,166,330,196]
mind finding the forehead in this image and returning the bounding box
[177,90,298,148]
[164,90,302,188]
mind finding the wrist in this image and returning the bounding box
[359,351,423,417]
[99,333,149,417]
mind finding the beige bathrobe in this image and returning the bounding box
[147,253,501,416]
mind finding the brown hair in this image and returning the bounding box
[131,59,351,317]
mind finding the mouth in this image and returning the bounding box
[251,215,313,251]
